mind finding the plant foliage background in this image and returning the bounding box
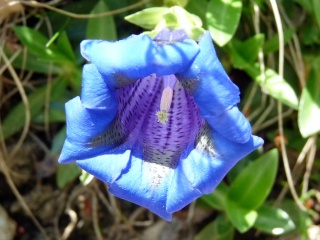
[0,0,320,239]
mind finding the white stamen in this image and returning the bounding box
[156,86,173,124]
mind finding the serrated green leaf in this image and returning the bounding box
[195,215,234,240]
[225,199,258,233]
[298,67,320,137]
[125,7,168,30]
[57,163,81,188]
[86,0,117,40]
[254,205,296,235]
[206,0,242,46]
[227,149,278,210]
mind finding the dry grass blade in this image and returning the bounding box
[11,0,150,19]
[269,0,306,212]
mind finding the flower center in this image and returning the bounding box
[156,75,177,124]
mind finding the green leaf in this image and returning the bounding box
[227,149,278,210]
[225,199,258,233]
[143,6,205,41]
[254,205,296,235]
[228,41,299,109]
[13,26,52,55]
[14,52,62,73]
[225,149,278,233]
[56,31,76,62]
[312,0,320,29]
[298,67,320,137]
[86,0,117,40]
[163,6,204,40]
[125,7,169,30]
[56,163,81,188]
[294,0,312,12]
[263,28,295,54]
[295,0,320,30]
[2,78,67,139]
[256,68,299,110]
[195,215,234,240]
[231,34,264,68]
[51,126,66,155]
[79,171,95,186]
[302,24,320,45]
[185,0,208,27]
[33,108,66,123]
[201,182,229,211]
[13,26,70,63]
[164,0,189,7]
[206,0,242,46]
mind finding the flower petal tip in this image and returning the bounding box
[253,135,264,148]
[80,40,92,62]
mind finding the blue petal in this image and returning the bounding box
[80,33,199,86]
[81,34,155,80]
[153,39,199,76]
[58,97,117,163]
[166,165,202,213]
[213,130,263,161]
[176,31,251,143]
[177,31,240,113]
[76,150,131,184]
[109,147,174,221]
[166,131,263,213]
[204,106,252,143]
[81,64,113,108]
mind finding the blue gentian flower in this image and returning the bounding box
[58,29,263,221]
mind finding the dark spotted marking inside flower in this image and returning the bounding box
[179,77,199,93]
[139,77,204,186]
[143,146,182,168]
[113,73,136,88]
[88,74,160,150]
[87,73,208,188]
[195,122,216,157]
[89,117,127,148]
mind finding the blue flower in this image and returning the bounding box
[58,29,263,221]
